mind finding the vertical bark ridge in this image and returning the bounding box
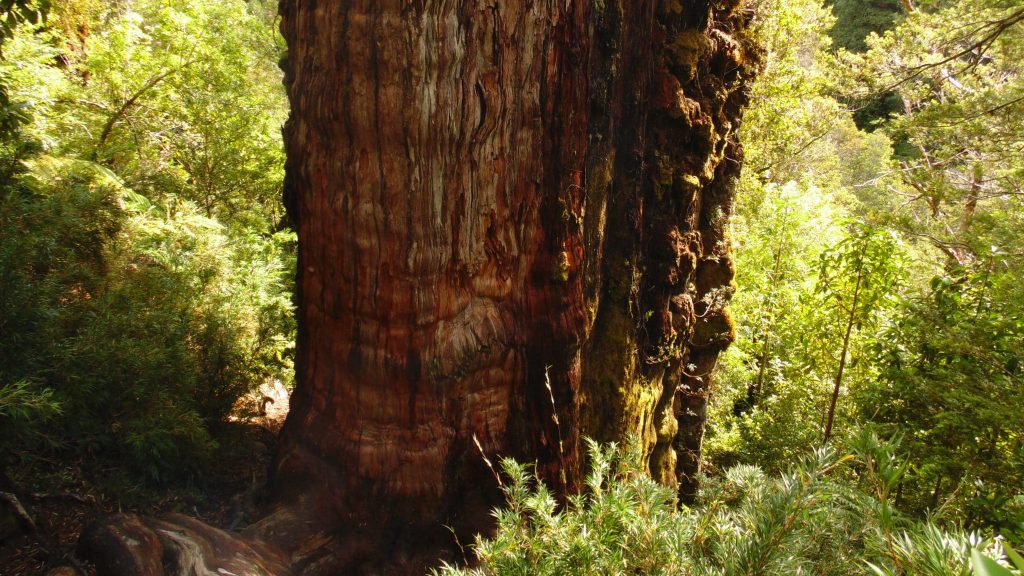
[273,0,593,570]
[669,3,761,503]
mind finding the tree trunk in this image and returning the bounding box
[79,1,759,574]
[823,261,863,444]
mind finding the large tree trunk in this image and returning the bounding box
[79,1,759,574]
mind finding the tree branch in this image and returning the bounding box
[91,60,193,161]
[878,7,1024,94]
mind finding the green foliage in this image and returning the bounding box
[825,0,906,129]
[1,154,293,481]
[831,0,1024,537]
[3,0,286,229]
[706,0,905,471]
[971,547,1022,576]
[816,223,903,324]
[0,0,47,43]
[850,0,1024,244]
[437,437,1019,576]
[711,0,1024,544]
[859,261,1024,537]
[446,440,694,575]
[0,381,61,423]
[742,0,843,182]
[826,0,904,52]
[707,181,844,468]
[0,0,48,135]
[0,380,61,459]
[0,0,291,483]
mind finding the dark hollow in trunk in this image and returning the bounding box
[78,2,760,574]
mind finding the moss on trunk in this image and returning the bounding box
[580,0,760,498]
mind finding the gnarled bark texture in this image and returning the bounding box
[78,1,759,574]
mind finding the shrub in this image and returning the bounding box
[0,155,294,482]
[436,433,1020,576]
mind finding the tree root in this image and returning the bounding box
[79,513,292,576]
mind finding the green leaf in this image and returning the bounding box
[1004,546,1024,572]
[972,549,1014,576]
[865,561,891,576]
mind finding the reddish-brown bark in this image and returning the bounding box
[78,1,759,574]
[265,2,592,569]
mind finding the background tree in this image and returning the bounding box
[707,0,1024,541]
[860,260,1024,537]
[848,0,1024,533]
[0,0,48,135]
[827,0,904,52]
[814,222,903,442]
[703,0,903,471]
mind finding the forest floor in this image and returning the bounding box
[0,383,291,576]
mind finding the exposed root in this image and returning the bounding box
[79,513,291,576]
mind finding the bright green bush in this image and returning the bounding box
[0,0,291,484]
[0,148,112,459]
[436,434,1021,576]
[0,154,294,482]
[859,264,1024,539]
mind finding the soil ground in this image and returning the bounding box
[0,383,290,575]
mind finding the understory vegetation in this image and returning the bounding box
[0,0,292,486]
[437,435,1023,576]
[706,0,1024,544]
